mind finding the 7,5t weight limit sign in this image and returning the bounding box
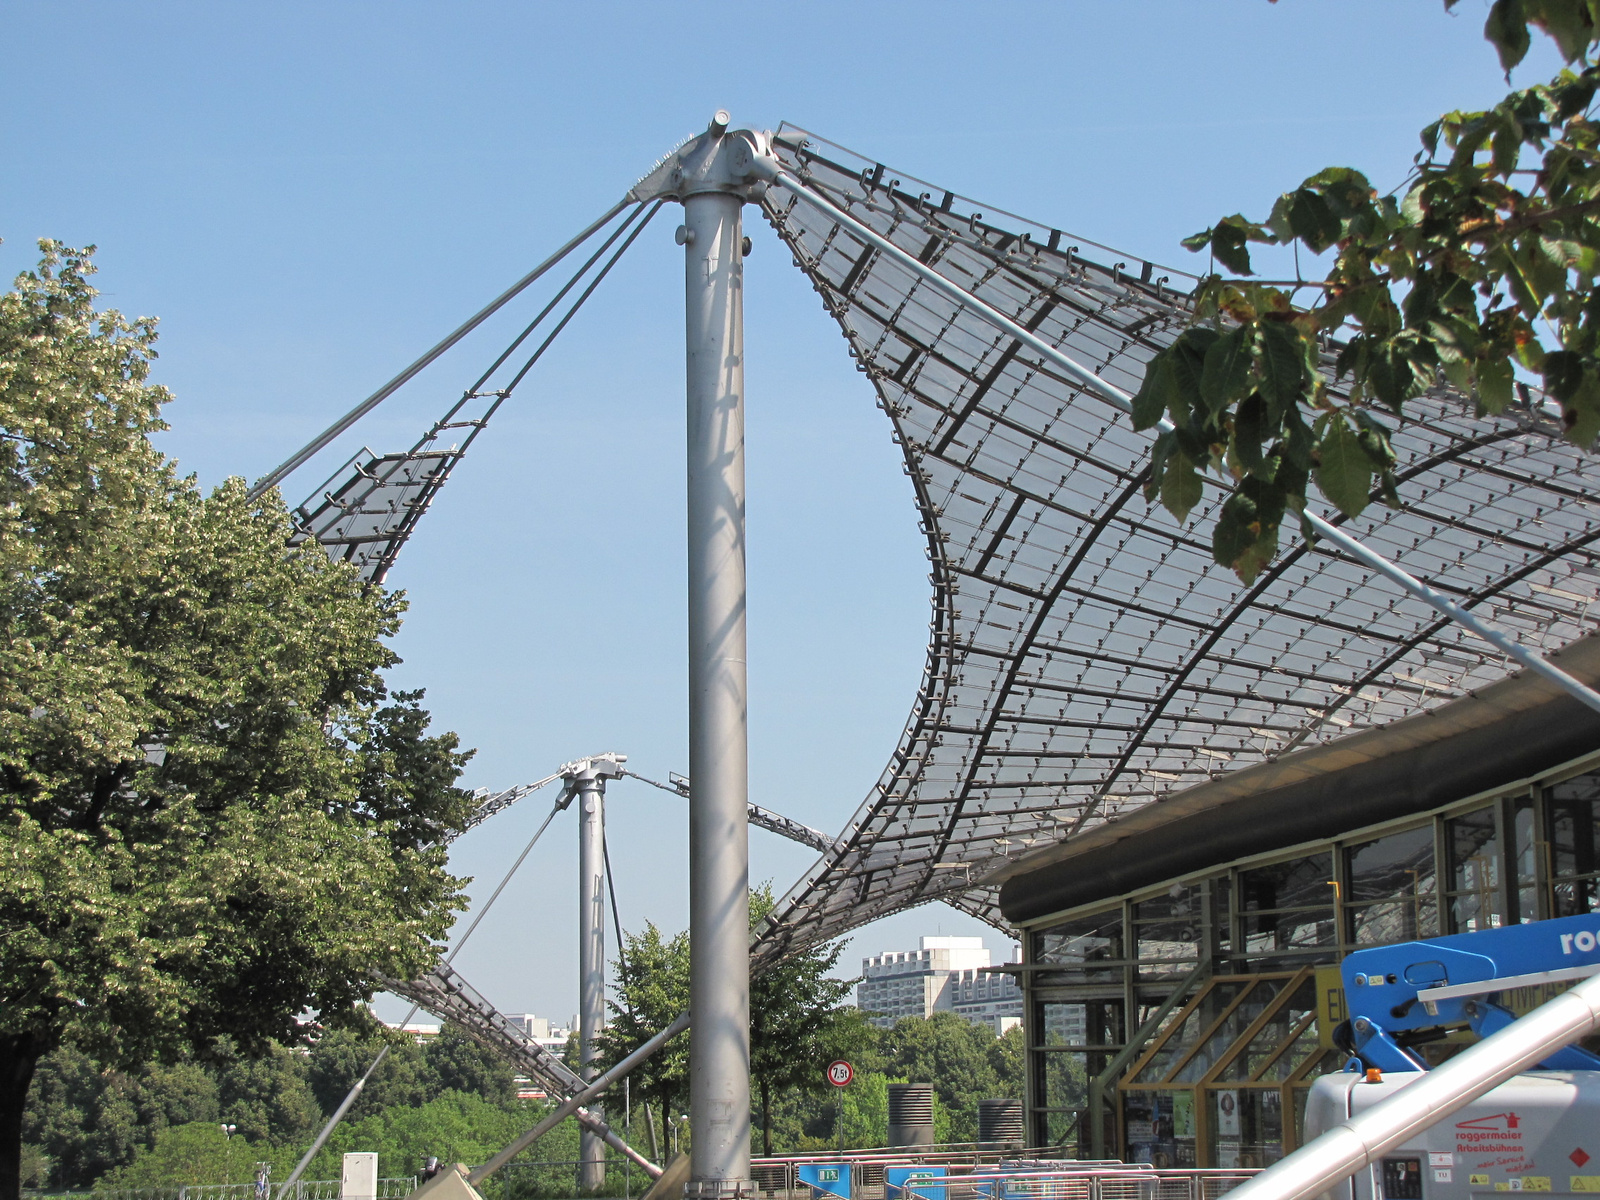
[826,1060,854,1087]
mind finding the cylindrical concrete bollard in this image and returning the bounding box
[978,1099,1025,1148]
[888,1083,935,1149]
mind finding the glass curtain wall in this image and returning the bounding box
[1023,761,1600,1163]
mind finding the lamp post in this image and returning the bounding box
[221,1124,238,1185]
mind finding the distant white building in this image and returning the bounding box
[857,936,1022,1031]
[503,1013,573,1057]
[384,1020,442,1042]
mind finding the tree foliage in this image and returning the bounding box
[748,886,872,1156]
[0,242,475,1198]
[1141,0,1600,580]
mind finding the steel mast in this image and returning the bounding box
[629,111,782,1200]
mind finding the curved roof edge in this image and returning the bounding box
[996,633,1600,925]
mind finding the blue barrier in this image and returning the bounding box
[798,1164,852,1200]
[885,1166,946,1200]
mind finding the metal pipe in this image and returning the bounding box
[1219,970,1600,1200]
[275,1044,390,1199]
[577,771,607,1192]
[248,198,635,498]
[771,170,1600,721]
[576,1107,661,1178]
[684,182,752,1198]
[468,1009,692,1185]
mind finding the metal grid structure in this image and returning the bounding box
[283,199,663,584]
[747,125,1600,967]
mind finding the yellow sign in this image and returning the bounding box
[1570,1178,1600,1192]
[1471,1177,1491,1187]
[1315,966,1346,1050]
[1522,1179,1552,1192]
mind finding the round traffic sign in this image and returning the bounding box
[826,1060,854,1087]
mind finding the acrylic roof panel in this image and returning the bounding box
[749,126,1600,966]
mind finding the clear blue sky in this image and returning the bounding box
[0,2,1564,1024]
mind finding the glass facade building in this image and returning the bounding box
[1014,753,1600,1168]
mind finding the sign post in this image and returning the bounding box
[827,1061,853,1155]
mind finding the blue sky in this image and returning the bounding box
[0,1,1566,1023]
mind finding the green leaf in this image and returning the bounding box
[1477,357,1515,412]
[1132,353,1177,431]
[1159,446,1204,523]
[1563,369,1600,444]
[1485,0,1532,73]
[1314,420,1374,518]
[1169,327,1219,423]
[1258,322,1307,410]
[1286,188,1342,253]
[1213,227,1251,275]
[1200,327,1254,416]
[1233,392,1273,474]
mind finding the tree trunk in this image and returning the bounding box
[640,1107,659,1164]
[0,1033,45,1200]
[760,1078,771,1158]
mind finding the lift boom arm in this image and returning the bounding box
[1340,911,1600,1073]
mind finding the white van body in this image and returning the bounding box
[1303,1071,1600,1200]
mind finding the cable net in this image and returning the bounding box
[749,125,1600,966]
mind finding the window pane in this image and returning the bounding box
[1121,1090,1194,1169]
[1207,1088,1285,1169]
[1239,854,1336,961]
[1034,909,1124,983]
[1134,884,1205,983]
[1446,807,1502,931]
[1038,1001,1123,1048]
[1132,981,1250,1083]
[1347,826,1435,904]
[1038,1049,1091,1111]
[1172,978,1288,1083]
[1549,772,1600,917]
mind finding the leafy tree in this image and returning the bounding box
[215,1042,319,1147]
[1137,1,1600,580]
[596,923,690,1157]
[0,243,475,1199]
[306,1027,439,1122]
[880,1012,1002,1144]
[98,1121,299,1189]
[423,1026,518,1106]
[986,1024,1025,1102]
[748,887,868,1156]
[304,1090,537,1183]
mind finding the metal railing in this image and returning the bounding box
[742,1154,1259,1200]
[93,1179,416,1200]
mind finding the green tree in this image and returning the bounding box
[215,1042,319,1147]
[0,243,475,1199]
[423,1026,518,1106]
[748,887,868,1156]
[98,1121,299,1189]
[306,1027,439,1122]
[880,1013,1002,1144]
[596,923,690,1157]
[1136,1,1600,580]
[986,1024,1025,1102]
[305,1090,537,1183]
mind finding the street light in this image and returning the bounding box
[221,1124,237,1185]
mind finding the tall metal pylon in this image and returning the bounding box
[628,111,783,1200]
[562,754,625,1191]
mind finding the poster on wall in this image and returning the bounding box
[1216,1089,1241,1138]
[1173,1092,1195,1139]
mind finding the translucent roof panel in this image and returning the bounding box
[750,125,1600,967]
[290,447,461,584]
